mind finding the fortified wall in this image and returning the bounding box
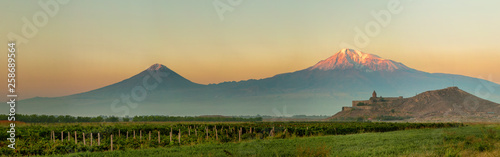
[342,91,403,111]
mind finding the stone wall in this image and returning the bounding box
[345,95,403,113]
[356,106,373,110]
[352,100,371,107]
[342,107,353,111]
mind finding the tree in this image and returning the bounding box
[106,116,119,122]
[92,116,104,122]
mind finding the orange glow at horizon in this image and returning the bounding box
[1,0,500,99]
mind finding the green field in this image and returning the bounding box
[1,122,499,157]
[34,124,496,157]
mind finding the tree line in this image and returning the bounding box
[0,114,262,123]
[0,114,120,123]
[131,115,262,122]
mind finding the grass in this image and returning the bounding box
[37,124,499,157]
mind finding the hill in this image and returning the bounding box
[330,87,500,122]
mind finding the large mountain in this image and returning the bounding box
[14,49,500,116]
[308,49,410,71]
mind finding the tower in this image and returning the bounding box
[372,90,377,98]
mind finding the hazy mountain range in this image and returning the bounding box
[15,49,500,116]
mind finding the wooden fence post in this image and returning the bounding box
[149,131,151,141]
[269,127,274,137]
[111,134,113,151]
[273,127,275,136]
[127,131,129,139]
[68,132,70,141]
[170,129,172,143]
[91,133,93,146]
[61,131,63,142]
[140,130,142,141]
[98,133,101,146]
[83,133,86,145]
[178,129,181,144]
[133,130,136,139]
[205,127,208,140]
[119,129,121,138]
[272,128,274,137]
[189,126,191,136]
[215,127,218,141]
[75,131,77,144]
[158,131,160,144]
[195,129,197,136]
[239,128,242,142]
[50,131,55,142]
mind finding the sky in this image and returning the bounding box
[1,0,500,99]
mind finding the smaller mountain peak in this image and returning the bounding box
[430,87,462,93]
[441,86,465,93]
[147,63,168,71]
[417,86,465,98]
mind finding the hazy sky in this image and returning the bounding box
[1,0,500,99]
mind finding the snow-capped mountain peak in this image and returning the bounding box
[147,63,168,71]
[308,48,410,72]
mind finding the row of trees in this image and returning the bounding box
[0,114,122,123]
[0,114,262,123]
[131,115,262,122]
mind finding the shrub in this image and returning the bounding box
[296,144,330,157]
[357,102,368,106]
